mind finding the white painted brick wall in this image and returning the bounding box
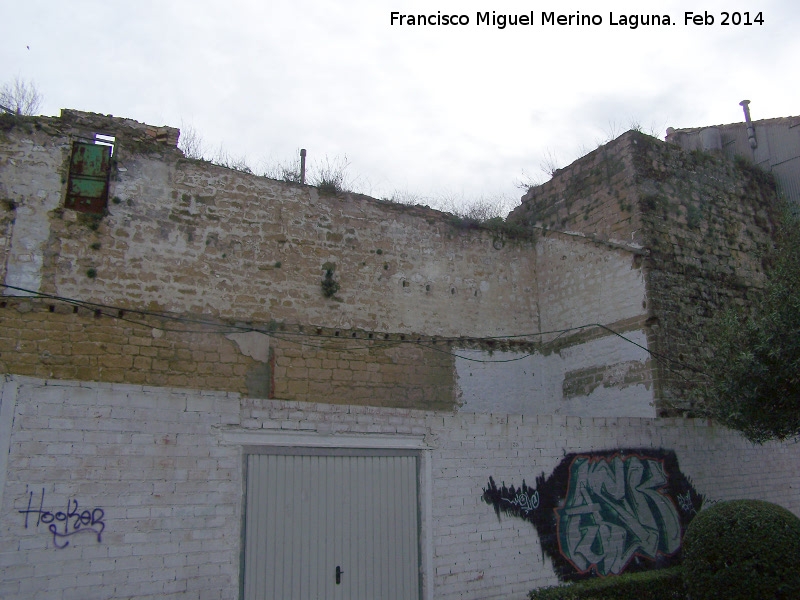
[1,375,799,599]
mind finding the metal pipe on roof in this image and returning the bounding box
[739,100,758,149]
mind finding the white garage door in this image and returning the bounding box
[243,450,420,600]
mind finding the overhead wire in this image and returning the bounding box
[0,282,704,373]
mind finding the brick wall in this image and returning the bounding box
[1,376,799,600]
[0,376,242,600]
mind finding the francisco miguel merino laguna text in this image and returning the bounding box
[390,11,675,29]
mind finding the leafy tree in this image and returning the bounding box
[698,204,800,443]
[0,76,43,116]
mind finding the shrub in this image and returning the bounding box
[528,566,684,599]
[311,155,351,195]
[682,499,800,600]
[696,203,800,443]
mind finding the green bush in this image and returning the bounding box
[682,499,800,600]
[697,204,800,443]
[528,566,684,599]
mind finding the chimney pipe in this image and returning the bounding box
[739,100,758,149]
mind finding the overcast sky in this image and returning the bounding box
[2,0,798,211]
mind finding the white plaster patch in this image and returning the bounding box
[456,329,655,417]
[225,332,270,363]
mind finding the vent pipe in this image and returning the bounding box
[739,100,758,149]
[300,148,307,184]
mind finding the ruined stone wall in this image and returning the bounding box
[4,112,776,415]
[0,111,535,409]
[0,296,455,409]
[509,132,779,413]
[0,111,537,338]
[632,138,777,412]
[509,134,642,245]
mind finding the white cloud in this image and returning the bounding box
[1,0,798,206]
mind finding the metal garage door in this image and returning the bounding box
[243,450,420,600]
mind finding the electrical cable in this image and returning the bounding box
[0,282,703,372]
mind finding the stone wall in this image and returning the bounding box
[509,132,780,412]
[0,111,538,339]
[2,376,799,600]
[509,136,641,245]
[0,296,455,409]
[633,139,777,411]
[1,110,656,414]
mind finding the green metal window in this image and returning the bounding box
[65,141,111,214]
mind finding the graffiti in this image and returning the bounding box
[508,489,540,513]
[19,487,105,549]
[677,490,697,515]
[556,455,680,576]
[483,479,539,517]
[482,448,704,581]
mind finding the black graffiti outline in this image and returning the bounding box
[19,488,105,549]
[483,478,540,518]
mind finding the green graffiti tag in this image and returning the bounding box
[556,455,681,576]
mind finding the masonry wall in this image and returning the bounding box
[0,111,659,414]
[0,111,537,339]
[509,132,780,412]
[455,232,655,417]
[0,111,547,411]
[0,296,455,409]
[2,376,800,600]
[508,136,642,245]
[633,138,777,411]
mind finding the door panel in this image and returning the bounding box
[243,452,419,600]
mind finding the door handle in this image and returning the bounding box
[335,565,344,585]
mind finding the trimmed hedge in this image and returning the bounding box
[682,499,800,600]
[528,566,684,600]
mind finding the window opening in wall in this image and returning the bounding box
[93,133,116,156]
[64,133,115,214]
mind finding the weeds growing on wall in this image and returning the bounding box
[177,121,205,160]
[320,264,340,298]
[388,190,533,241]
[261,155,304,184]
[734,155,778,196]
[310,155,351,195]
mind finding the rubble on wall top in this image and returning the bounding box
[59,109,180,147]
[0,108,181,148]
